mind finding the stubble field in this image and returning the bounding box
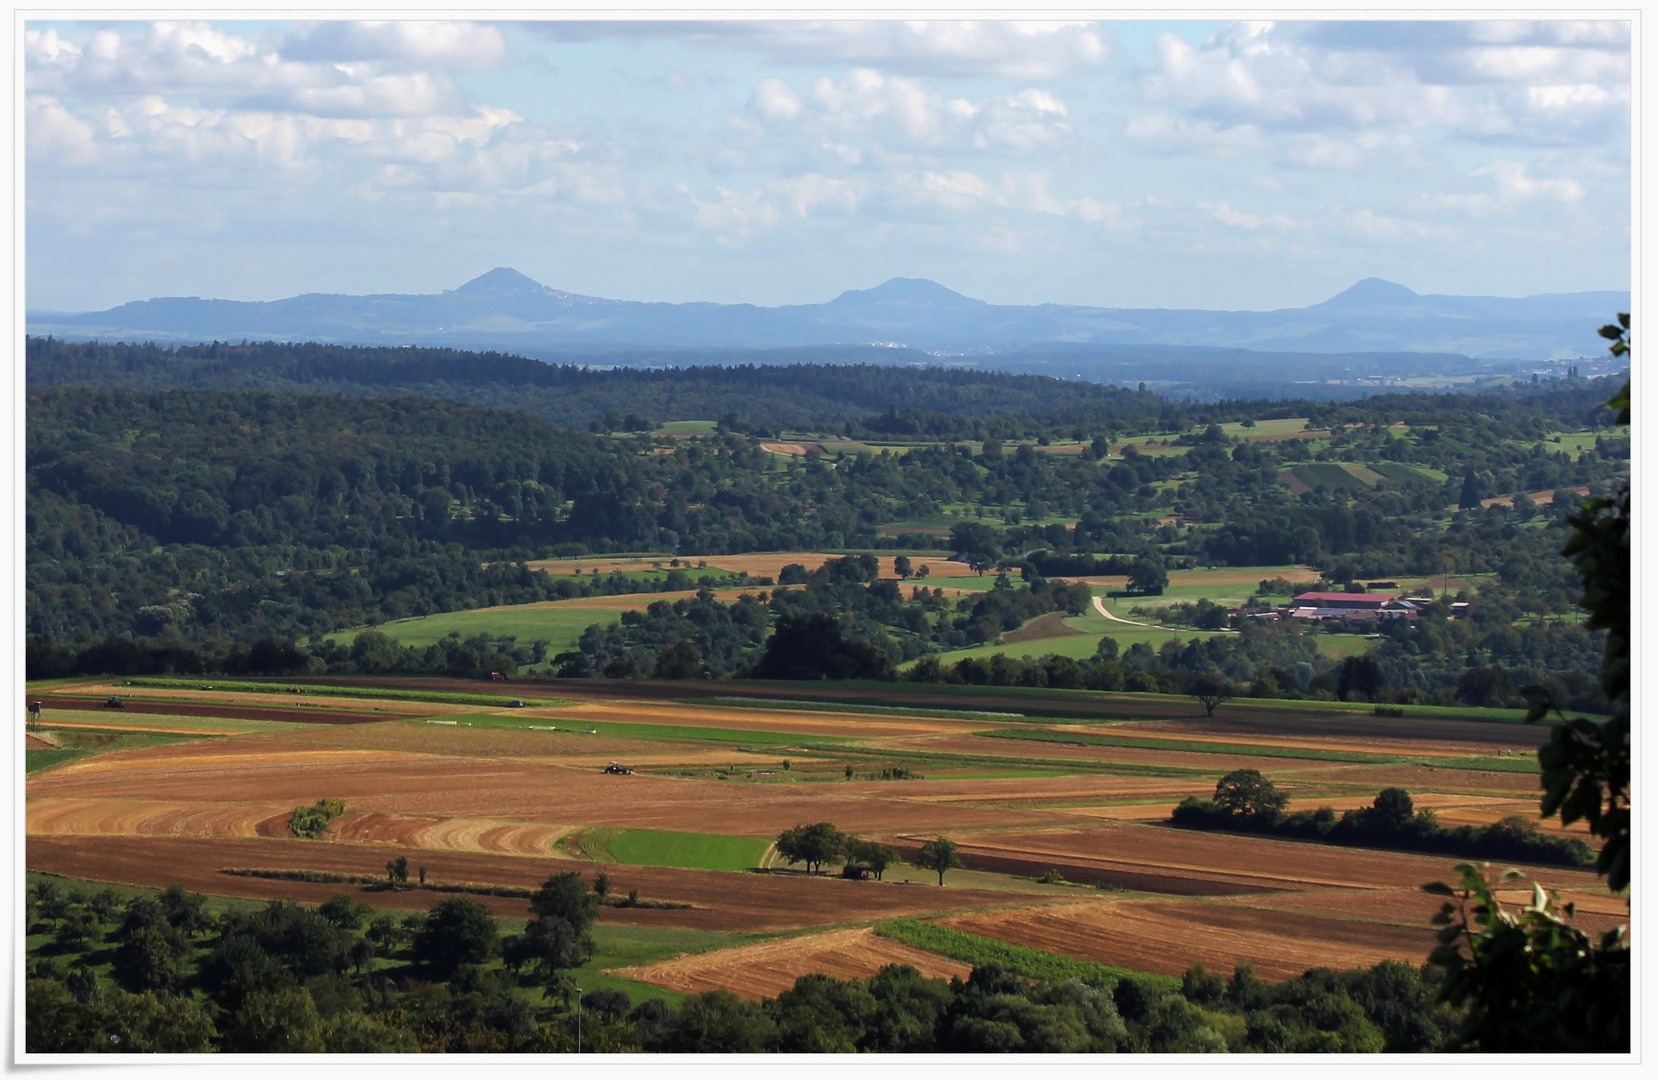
[24,674,1619,1001]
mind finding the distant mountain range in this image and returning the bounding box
[29,269,1626,363]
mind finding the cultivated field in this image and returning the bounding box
[24,674,1619,1002]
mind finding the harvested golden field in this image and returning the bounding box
[902,822,1605,897]
[943,898,1437,981]
[28,797,290,840]
[25,736,1061,839]
[540,699,978,739]
[26,674,1619,995]
[26,835,1055,932]
[616,927,973,1000]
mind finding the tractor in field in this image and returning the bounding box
[603,762,634,775]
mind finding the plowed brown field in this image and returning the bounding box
[615,928,972,1000]
[1208,883,1625,938]
[902,822,1605,896]
[943,898,1437,981]
[26,835,1057,931]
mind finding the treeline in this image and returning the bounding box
[27,373,1624,689]
[26,877,1462,1054]
[26,337,1183,435]
[904,612,1607,714]
[569,557,1093,679]
[1171,774,1594,868]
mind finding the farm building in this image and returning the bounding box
[1280,592,1424,626]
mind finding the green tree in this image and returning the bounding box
[529,872,600,933]
[914,837,962,886]
[221,987,326,1053]
[1188,674,1233,719]
[412,897,499,978]
[386,855,409,887]
[893,555,913,579]
[1127,555,1168,595]
[1212,769,1287,824]
[1423,319,1631,1051]
[775,822,846,874]
[653,639,704,679]
[846,838,900,880]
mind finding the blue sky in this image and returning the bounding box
[25,18,1631,311]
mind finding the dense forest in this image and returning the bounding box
[25,342,1627,707]
[25,875,1462,1053]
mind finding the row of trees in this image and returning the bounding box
[1171,772,1594,867]
[774,823,962,885]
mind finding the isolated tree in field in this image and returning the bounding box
[1127,555,1168,595]
[893,555,913,579]
[1188,675,1234,719]
[386,855,409,887]
[1212,770,1287,824]
[775,822,846,874]
[914,837,962,886]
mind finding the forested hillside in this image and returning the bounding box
[26,354,1626,709]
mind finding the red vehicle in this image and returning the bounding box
[489,672,505,681]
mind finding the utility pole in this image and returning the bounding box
[576,986,582,1054]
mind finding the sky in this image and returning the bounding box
[23,17,1632,312]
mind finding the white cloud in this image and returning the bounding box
[1136,20,1629,148]
[26,95,98,165]
[1480,160,1583,203]
[1124,114,1266,158]
[753,70,1073,156]
[1407,161,1583,216]
[282,21,510,69]
[26,21,483,120]
[751,78,801,122]
[894,169,1005,214]
[530,20,1112,79]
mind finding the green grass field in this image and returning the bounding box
[601,830,771,873]
[323,604,621,654]
[1220,418,1312,439]
[1312,635,1384,659]
[655,420,719,434]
